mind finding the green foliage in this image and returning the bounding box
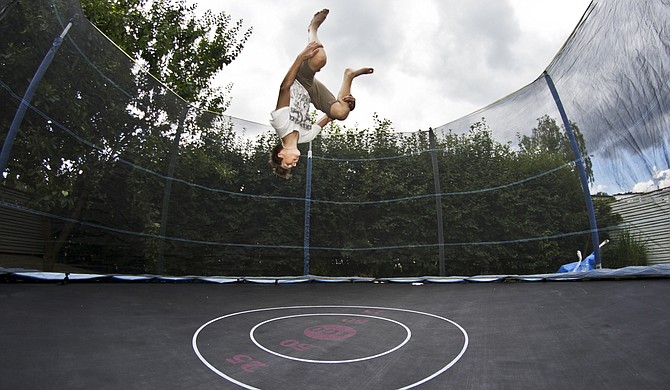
[518,115,593,183]
[602,229,648,268]
[0,0,251,271]
[81,0,252,110]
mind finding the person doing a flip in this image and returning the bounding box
[269,9,373,179]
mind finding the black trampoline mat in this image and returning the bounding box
[1,280,669,389]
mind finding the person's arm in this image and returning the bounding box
[275,42,323,110]
[299,115,331,144]
[316,115,332,128]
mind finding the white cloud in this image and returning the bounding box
[632,168,670,193]
[188,0,592,132]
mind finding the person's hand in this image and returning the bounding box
[342,94,356,111]
[299,42,323,61]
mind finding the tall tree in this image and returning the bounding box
[81,0,252,110]
[517,115,593,183]
[0,0,252,271]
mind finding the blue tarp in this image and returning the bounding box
[557,253,595,273]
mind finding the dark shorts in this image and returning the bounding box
[296,61,337,118]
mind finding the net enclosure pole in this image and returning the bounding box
[429,129,446,276]
[303,142,314,276]
[543,71,602,267]
[156,105,190,275]
[0,19,74,177]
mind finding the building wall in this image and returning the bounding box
[610,187,670,265]
[0,186,46,256]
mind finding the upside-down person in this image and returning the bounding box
[269,9,373,179]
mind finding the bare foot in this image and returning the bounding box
[309,9,329,33]
[345,67,374,79]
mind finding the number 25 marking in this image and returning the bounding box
[226,354,268,373]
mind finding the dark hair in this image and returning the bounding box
[269,143,292,179]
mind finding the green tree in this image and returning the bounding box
[65,0,253,274]
[81,0,252,110]
[300,116,612,277]
[0,0,251,272]
[518,115,593,183]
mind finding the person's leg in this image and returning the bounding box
[303,9,374,120]
[306,9,328,72]
[329,67,374,120]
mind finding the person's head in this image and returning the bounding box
[269,143,301,179]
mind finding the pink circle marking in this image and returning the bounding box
[304,324,357,341]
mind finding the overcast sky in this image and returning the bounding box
[190,0,592,132]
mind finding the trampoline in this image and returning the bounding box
[2,273,670,389]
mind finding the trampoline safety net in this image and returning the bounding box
[0,0,668,278]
